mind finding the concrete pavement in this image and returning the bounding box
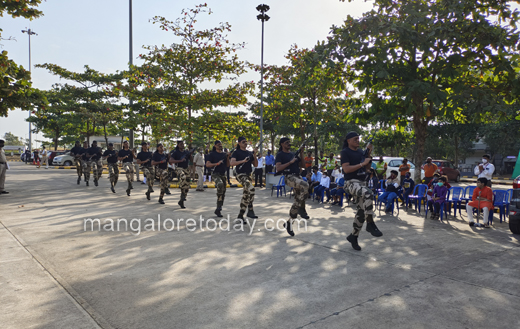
[1,162,519,329]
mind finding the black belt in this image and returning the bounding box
[0,162,5,164]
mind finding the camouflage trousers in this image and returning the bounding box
[107,163,119,187]
[285,174,309,219]
[123,162,134,189]
[212,173,227,208]
[75,159,83,177]
[157,168,169,196]
[344,179,375,236]
[236,173,255,213]
[142,166,155,192]
[83,160,102,182]
[176,167,191,200]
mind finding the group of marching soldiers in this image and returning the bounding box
[67,132,382,249]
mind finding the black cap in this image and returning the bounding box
[345,131,359,140]
[108,143,114,147]
[214,140,222,145]
[141,141,147,146]
[238,137,246,143]
[279,137,290,145]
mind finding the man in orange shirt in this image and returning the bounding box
[423,157,438,184]
[466,177,493,228]
[398,158,411,185]
[304,151,313,176]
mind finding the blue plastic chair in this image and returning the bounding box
[377,179,386,194]
[493,189,508,223]
[408,184,428,214]
[271,175,286,197]
[378,192,400,216]
[426,189,451,222]
[461,186,476,204]
[447,187,464,218]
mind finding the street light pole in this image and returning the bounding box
[256,4,270,156]
[22,28,37,153]
[129,0,134,149]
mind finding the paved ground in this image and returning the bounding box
[1,162,519,329]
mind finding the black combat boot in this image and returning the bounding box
[347,234,361,251]
[246,208,258,219]
[298,208,310,219]
[283,219,295,236]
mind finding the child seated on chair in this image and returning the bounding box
[379,170,400,214]
[314,170,331,202]
[400,173,415,208]
[331,176,345,205]
[430,176,448,220]
[427,172,441,212]
[466,177,493,228]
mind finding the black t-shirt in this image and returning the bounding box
[87,147,102,161]
[171,149,190,169]
[136,151,153,167]
[341,147,366,180]
[80,148,89,161]
[103,149,118,164]
[118,149,133,163]
[207,151,228,175]
[70,146,83,157]
[232,149,254,174]
[275,151,300,175]
[152,152,168,170]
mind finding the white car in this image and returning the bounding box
[53,153,75,166]
[382,157,416,181]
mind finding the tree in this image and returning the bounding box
[2,132,24,146]
[326,0,520,181]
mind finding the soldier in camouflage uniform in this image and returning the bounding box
[152,144,169,204]
[206,140,230,217]
[86,141,102,187]
[70,141,84,185]
[274,137,309,236]
[102,143,119,193]
[230,137,258,223]
[170,141,193,209]
[136,141,155,200]
[340,131,382,251]
[118,140,134,196]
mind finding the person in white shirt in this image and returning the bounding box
[314,170,331,202]
[474,154,495,187]
[41,146,49,169]
[193,148,206,191]
[254,153,264,188]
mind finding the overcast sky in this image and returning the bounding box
[0,0,372,145]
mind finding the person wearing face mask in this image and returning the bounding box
[400,172,415,208]
[423,157,438,184]
[378,170,400,214]
[426,172,441,213]
[102,143,119,193]
[231,137,259,222]
[430,177,449,220]
[466,177,493,228]
[206,140,230,217]
[474,154,495,188]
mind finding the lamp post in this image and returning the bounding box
[256,4,269,156]
[21,28,37,153]
[129,0,134,149]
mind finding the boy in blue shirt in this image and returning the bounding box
[400,173,415,208]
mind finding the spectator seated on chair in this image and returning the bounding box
[308,166,322,197]
[331,176,345,205]
[400,173,415,208]
[426,172,441,213]
[466,177,493,228]
[366,168,379,196]
[379,170,400,214]
[430,177,449,220]
[314,171,331,202]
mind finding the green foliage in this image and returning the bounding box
[2,132,24,146]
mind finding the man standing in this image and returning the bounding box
[375,157,387,180]
[398,158,411,185]
[474,154,495,187]
[304,151,313,176]
[0,139,9,195]
[230,137,258,222]
[254,152,264,188]
[206,141,230,217]
[341,131,383,251]
[265,149,275,177]
[70,141,84,185]
[136,141,154,200]
[275,137,309,236]
[423,157,438,184]
[86,141,102,187]
[24,149,31,164]
[118,140,135,196]
[41,146,49,169]
[33,148,40,168]
[103,143,119,193]
[193,147,205,191]
[169,141,192,209]
[325,153,337,176]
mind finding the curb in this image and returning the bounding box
[459,178,512,186]
[462,175,513,181]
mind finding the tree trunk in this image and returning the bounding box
[86,121,90,145]
[412,112,429,183]
[454,134,459,167]
[103,119,109,147]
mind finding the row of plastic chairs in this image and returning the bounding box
[271,176,351,206]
